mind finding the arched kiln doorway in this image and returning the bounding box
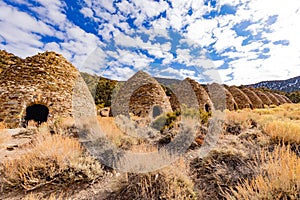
[24,104,49,125]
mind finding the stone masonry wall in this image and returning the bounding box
[0,51,79,128]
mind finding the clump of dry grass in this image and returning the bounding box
[227,146,300,200]
[109,164,197,200]
[263,120,300,144]
[97,116,144,150]
[225,109,260,129]
[253,103,300,122]
[0,128,103,191]
[190,146,260,199]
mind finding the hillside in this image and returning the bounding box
[248,75,300,93]
[154,77,181,86]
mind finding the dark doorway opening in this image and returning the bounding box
[25,104,49,126]
[249,104,253,110]
[152,105,163,118]
[204,104,210,112]
[234,103,238,111]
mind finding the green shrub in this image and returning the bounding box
[286,91,300,103]
[151,111,180,132]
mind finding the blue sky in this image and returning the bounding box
[1,0,300,85]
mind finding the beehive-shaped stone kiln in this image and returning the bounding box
[264,91,281,106]
[0,50,80,128]
[272,93,288,104]
[226,86,253,109]
[250,89,273,106]
[183,78,214,112]
[204,83,238,111]
[111,71,172,118]
[240,87,264,108]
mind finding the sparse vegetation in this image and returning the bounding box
[286,91,300,103]
[81,72,117,108]
[227,146,300,200]
[1,100,300,199]
[0,127,103,192]
[109,165,197,200]
[98,116,145,150]
[180,105,212,124]
[263,120,300,144]
[191,143,260,199]
[151,110,180,132]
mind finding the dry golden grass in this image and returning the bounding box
[110,163,197,200]
[52,116,76,134]
[263,120,300,144]
[253,103,300,122]
[97,116,126,144]
[1,127,103,191]
[225,109,260,129]
[0,122,7,129]
[97,116,144,149]
[227,146,300,200]
[191,143,260,199]
[225,103,300,130]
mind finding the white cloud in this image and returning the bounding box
[203,68,230,83]
[132,0,169,18]
[44,42,61,52]
[29,0,66,26]
[80,47,107,74]
[97,0,115,13]
[158,67,208,82]
[102,66,136,81]
[80,7,94,18]
[114,32,149,48]
[116,0,136,16]
[185,19,218,47]
[207,0,300,85]
[0,3,54,36]
[2,0,300,85]
[112,49,154,71]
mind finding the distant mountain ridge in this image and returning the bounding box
[248,76,300,93]
[154,77,181,86]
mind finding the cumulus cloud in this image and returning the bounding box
[80,7,94,18]
[109,49,154,71]
[1,0,300,84]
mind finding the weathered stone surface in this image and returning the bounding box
[272,93,288,104]
[168,89,181,112]
[250,89,273,106]
[170,78,199,110]
[240,87,264,108]
[204,83,237,111]
[182,78,214,112]
[280,94,292,103]
[99,107,110,117]
[264,91,281,106]
[0,50,83,128]
[0,50,294,128]
[226,86,253,109]
[111,71,172,118]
